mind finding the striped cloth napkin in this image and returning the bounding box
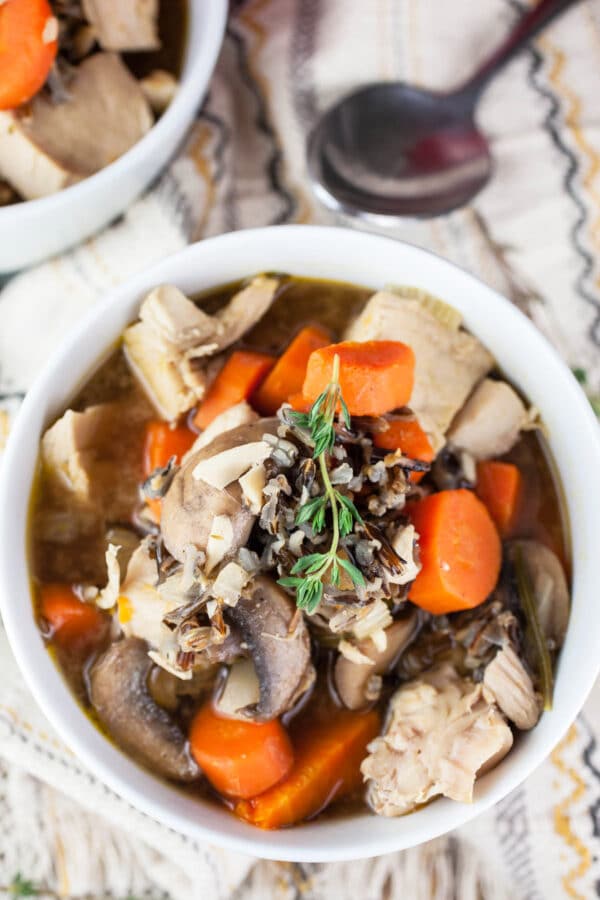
[1,1,600,897]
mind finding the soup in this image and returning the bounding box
[0,0,188,206]
[30,276,570,828]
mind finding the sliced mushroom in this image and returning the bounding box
[148,662,217,713]
[89,638,200,783]
[483,643,541,730]
[225,576,314,721]
[215,658,261,719]
[334,613,419,710]
[183,400,258,459]
[507,540,569,647]
[161,420,278,563]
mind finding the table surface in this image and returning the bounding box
[1,2,600,898]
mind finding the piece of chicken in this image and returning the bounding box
[41,401,145,522]
[82,0,159,51]
[124,277,279,420]
[448,378,530,460]
[361,663,513,816]
[344,291,493,448]
[0,54,152,200]
[140,70,178,115]
[483,644,541,730]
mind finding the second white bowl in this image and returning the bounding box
[0,0,227,273]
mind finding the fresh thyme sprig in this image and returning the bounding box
[278,355,365,614]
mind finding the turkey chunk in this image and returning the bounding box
[344,291,493,447]
[361,663,513,816]
[41,402,143,521]
[484,645,541,730]
[82,0,159,51]
[448,378,530,460]
[124,277,279,420]
[0,54,152,200]
[139,284,219,353]
[123,320,201,421]
[41,406,110,504]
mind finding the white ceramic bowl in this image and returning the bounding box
[0,0,227,273]
[1,226,599,862]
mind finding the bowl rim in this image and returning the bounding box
[0,0,228,224]
[1,225,599,862]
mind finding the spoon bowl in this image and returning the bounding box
[308,0,581,219]
[308,83,492,219]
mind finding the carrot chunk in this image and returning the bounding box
[189,703,294,800]
[373,417,434,483]
[287,391,311,413]
[143,420,196,520]
[0,0,58,110]
[408,489,501,615]
[234,709,380,829]
[476,461,523,538]
[301,341,415,417]
[253,326,331,416]
[194,350,275,429]
[143,420,197,476]
[39,583,107,653]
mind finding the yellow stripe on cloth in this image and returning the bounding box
[551,723,592,900]
[539,36,600,294]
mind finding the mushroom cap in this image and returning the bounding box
[161,419,278,563]
[507,539,570,647]
[89,637,200,783]
[334,612,419,710]
[226,575,314,721]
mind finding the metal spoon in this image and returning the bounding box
[307,0,581,220]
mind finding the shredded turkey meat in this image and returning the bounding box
[362,663,513,815]
[123,277,278,420]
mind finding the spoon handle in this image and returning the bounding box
[456,0,582,102]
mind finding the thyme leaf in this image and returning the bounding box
[278,354,363,613]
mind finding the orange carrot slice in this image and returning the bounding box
[0,0,58,110]
[374,417,434,483]
[301,341,415,417]
[234,709,380,829]
[408,489,501,615]
[476,460,523,538]
[39,583,107,653]
[189,703,294,800]
[143,420,196,521]
[253,325,331,416]
[194,350,275,429]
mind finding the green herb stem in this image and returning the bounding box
[278,353,364,613]
[319,452,339,556]
[515,546,553,711]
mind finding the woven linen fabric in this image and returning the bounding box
[1,1,600,897]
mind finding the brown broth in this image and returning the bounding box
[124,0,189,81]
[29,275,571,824]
